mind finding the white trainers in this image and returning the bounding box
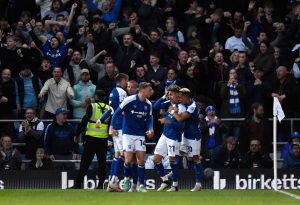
[167,186,178,192]
[157,181,170,192]
[190,185,202,192]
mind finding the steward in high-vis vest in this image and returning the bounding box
[73,90,110,189]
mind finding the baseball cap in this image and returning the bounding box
[205,105,216,114]
[291,131,300,138]
[81,68,90,75]
[55,107,68,115]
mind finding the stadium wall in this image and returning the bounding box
[0,169,299,190]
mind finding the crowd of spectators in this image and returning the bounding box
[0,0,300,170]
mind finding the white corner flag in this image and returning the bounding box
[273,97,285,122]
[272,97,285,191]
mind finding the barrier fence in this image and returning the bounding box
[0,118,298,166]
[0,169,299,190]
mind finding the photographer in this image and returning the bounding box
[18,108,44,160]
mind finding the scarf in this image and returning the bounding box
[206,116,217,149]
[229,84,240,114]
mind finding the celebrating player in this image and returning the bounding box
[172,88,203,192]
[110,82,154,192]
[96,73,129,191]
[152,84,185,192]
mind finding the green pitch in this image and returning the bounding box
[0,190,299,205]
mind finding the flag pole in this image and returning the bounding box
[273,97,278,191]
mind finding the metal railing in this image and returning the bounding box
[3,117,298,147]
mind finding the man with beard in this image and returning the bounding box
[240,103,271,156]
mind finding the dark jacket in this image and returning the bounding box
[241,118,272,155]
[254,52,275,81]
[92,29,113,55]
[219,82,247,118]
[44,121,77,155]
[246,80,272,116]
[0,148,21,170]
[96,75,116,103]
[207,59,229,109]
[137,3,164,34]
[18,119,44,159]
[15,74,41,109]
[210,144,240,169]
[0,79,17,114]
[38,69,52,85]
[146,66,167,100]
[240,151,273,169]
[29,157,53,170]
[0,47,24,78]
[114,44,144,76]
[272,77,297,117]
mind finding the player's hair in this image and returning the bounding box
[139,82,152,90]
[179,88,192,97]
[167,84,181,92]
[115,73,129,83]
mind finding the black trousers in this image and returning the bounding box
[75,136,107,189]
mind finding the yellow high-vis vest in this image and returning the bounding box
[86,102,110,138]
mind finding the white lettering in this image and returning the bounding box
[260,175,271,189]
[0,180,4,189]
[84,176,97,189]
[290,175,297,189]
[236,175,247,190]
[213,171,226,189]
[146,179,155,190]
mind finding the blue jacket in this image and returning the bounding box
[42,40,67,69]
[86,0,122,23]
[44,121,77,155]
[15,72,42,110]
[282,148,300,168]
[70,80,96,119]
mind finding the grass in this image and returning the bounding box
[0,190,299,205]
[286,189,300,195]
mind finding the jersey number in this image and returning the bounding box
[140,140,145,146]
[169,145,175,152]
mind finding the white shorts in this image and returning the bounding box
[112,130,123,153]
[154,134,179,157]
[182,137,201,157]
[122,134,146,152]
